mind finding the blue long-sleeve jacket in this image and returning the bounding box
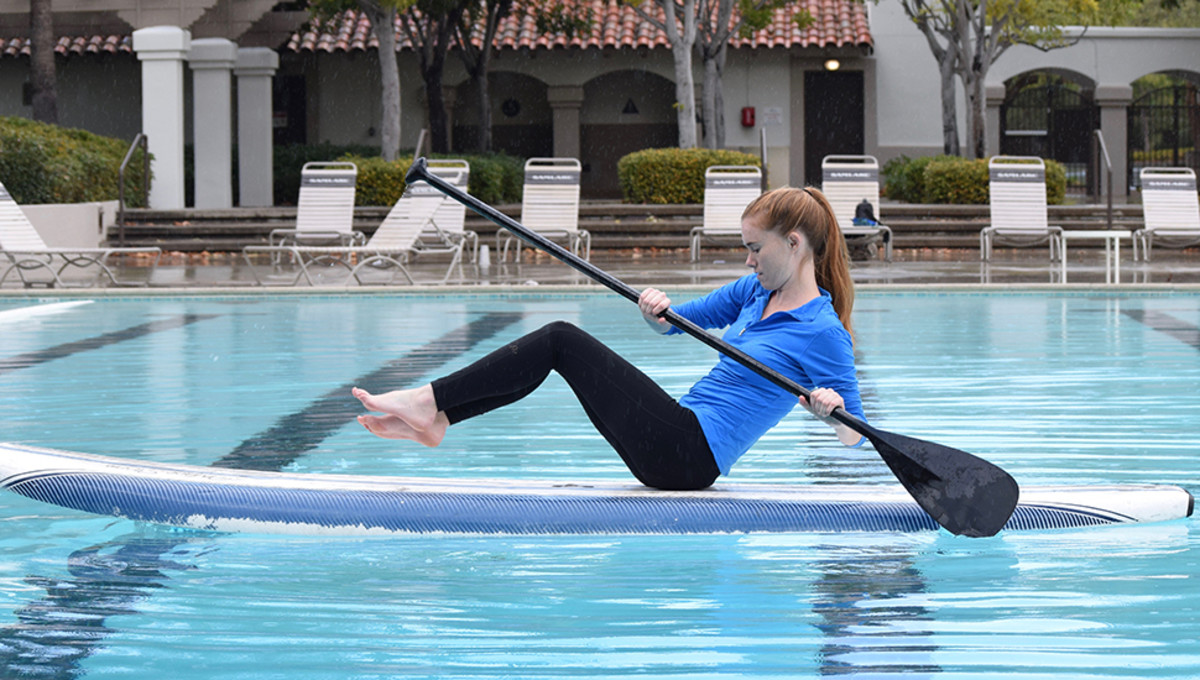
[669,274,865,475]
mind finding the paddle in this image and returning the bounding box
[406,157,1020,537]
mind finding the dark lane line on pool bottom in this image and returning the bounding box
[1122,309,1200,351]
[0,311,526,679]
[0,314,221,377]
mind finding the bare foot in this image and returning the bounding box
[351,385,438,431]
[357,414,446,447]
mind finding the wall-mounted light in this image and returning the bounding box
[824,58,840,71]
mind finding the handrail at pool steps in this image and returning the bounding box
[406,156,1020,538]
[1092,128,1114,230]
[117,132,149,246]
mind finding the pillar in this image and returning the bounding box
[235,47,279,207]
[189,38,237,209]
[1096,84,1133,197]
[548,85,583,159]
[133,26,190,209]
[986,83,1005,159]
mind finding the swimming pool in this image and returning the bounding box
[0,289,1197,677]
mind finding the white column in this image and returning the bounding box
[133,26,190,210]
[189,38,237,209]
[235,47,279,207]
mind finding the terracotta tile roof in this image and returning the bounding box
[0,35,132,58]
[287,0,872,54]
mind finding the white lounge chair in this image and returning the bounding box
[269,161,364,249]
[501,158,588,261]
[0,180,161,288]
[1134,167,1200,261]
[418,159,478,263]
[689,165,762,262]
[243,167,466,286]
[980,156,1063,261]
[821,155,893,261]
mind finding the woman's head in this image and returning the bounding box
[741,186,855,335]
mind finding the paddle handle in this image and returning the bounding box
[405,157,867,435]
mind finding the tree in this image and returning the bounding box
[623,0,701,148]
[897,0,1133,158]
[695,0,798,149]
[29,0,58,124]
[453,0,512,152]
[310,0,410,160]
[454,0,592,152]
[400,0,474,153]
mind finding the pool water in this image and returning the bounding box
[0,290,1197,678]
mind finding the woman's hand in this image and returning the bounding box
[800,387,843,419]
[638,288,672,333]
[800,387,862,446]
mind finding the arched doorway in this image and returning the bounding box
[453,72,553,159]
[1000,71,1097,194]
[1128,71,1200,190]
[581,70,678,199]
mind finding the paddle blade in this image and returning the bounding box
[861,424,1019,537]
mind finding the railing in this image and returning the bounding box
[1092,129,1113,230]
[117,133,148,246]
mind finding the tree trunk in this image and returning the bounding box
[473,66,491,152]
[939,53,960,156]
[363,3,401,161]
[425,64,450,153]
[404,10,457,154]
[701,42,728,149]
[30,0,57,124]
[662,0,698,148]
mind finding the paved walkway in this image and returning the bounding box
[4,247,1199,293]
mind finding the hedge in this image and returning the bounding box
[883,154,1067,205]
[336,152,523,206]
[273,144,523,207]
[0,116,151,206]
[618,148,762,204]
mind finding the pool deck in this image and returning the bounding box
[3,246,1200,294]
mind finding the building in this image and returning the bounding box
[1,0,1197,204]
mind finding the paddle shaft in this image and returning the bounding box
[406,158,867,435]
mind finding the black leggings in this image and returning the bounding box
[431,321,720,490]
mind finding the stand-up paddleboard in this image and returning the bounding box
[0,442,1192,536]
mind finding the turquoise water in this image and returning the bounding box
[0,291,1197,678]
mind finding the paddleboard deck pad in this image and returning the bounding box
[1,443,1192,536]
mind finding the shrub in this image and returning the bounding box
[335,152,524,206]
[882,153,1067,205]
[618,148,762,204]
[0,116,151,206]
[883,154,953,203]
[923,157,990,204]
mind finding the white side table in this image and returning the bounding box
[1060,230,1132,284]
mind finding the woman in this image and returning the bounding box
[353,186,865,490]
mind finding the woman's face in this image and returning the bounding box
[742,217,811,291]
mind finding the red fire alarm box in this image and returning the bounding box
[741,107,755,127]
